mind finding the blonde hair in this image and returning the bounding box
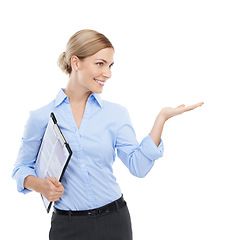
[57,29,114,75]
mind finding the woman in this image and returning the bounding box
[12,29,204,240]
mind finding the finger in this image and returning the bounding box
[49,177,61,187]
[185,102,204,111]
[45,193,61,202]
[50,191,64,199]
[55,185,64,193]
[177,104,185,108]
[51,198,60,202]
[54,191,64,198]
[49,196,61,202]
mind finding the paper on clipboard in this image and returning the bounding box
[34,112,72,213]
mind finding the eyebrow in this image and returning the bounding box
[95,59,114,66]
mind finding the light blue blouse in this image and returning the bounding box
[12,89,164,210]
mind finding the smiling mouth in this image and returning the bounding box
[94,79,105,86]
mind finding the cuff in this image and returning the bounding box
[13,168,37,194]
[139,134,164,161]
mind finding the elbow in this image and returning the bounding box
[128,154,155,178]
[135,172,148,178]
[130,165,153,178]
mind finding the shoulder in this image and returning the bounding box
[29,100,55,129]
[101,100,131,127]
[102,99,127,115]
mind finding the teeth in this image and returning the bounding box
[95,79,105,85]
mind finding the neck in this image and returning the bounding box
[65,77,92,105]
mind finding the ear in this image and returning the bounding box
[71,55,81,71]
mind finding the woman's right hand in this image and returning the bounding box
[38,177,64,202]
[24,175,64,202]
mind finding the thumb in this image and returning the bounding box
[177,104,185,108]
[49,177,61,187]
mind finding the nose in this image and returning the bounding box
[102,67,112,79]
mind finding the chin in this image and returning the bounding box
[92,88,103,94]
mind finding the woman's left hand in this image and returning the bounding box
[158,102,204,121]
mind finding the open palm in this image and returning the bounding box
[159,102,204,121]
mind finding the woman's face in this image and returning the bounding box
[73,47,114,94]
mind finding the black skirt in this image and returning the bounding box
[49,195,133,240]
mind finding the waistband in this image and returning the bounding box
[54,195,126,217]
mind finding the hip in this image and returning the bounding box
[49,195,133,240]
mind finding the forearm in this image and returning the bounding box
[149,114,166,147]
[149,101,204,146]
[24,175,42,193]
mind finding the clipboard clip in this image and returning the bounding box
[50,112,67,148]
[53,124,66,147]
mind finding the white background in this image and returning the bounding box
[1,0,240,239]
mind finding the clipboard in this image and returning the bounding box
[34,112,72,213]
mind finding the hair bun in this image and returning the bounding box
[57,51,69,75]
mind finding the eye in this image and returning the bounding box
[96,62,103,66]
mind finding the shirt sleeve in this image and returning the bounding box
[115,107,164,178]
[12,111,45,194]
